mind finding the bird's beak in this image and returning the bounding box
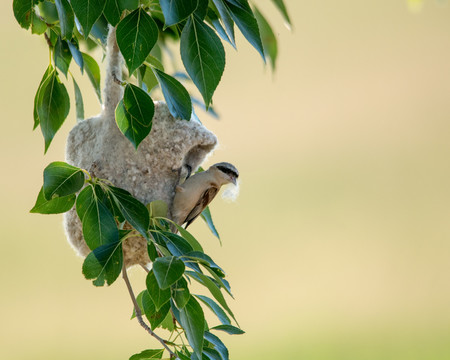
[231,176,237,185]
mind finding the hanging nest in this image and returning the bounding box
[63,27,217,267]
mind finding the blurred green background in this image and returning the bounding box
[2,0,450,359]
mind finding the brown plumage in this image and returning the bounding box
[171,162,239,227]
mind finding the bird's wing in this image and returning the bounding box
[184,186,219,228]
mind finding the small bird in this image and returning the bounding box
[171,162,239,227]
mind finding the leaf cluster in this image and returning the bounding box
[14,0,291,151]
[30,161,242,359]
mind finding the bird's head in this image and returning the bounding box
[211,162,239,185]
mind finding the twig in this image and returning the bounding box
[122,266,175,357]
[44,32,52,48]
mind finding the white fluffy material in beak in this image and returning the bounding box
[221,180,240,202]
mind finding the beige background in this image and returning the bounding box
[2,0,450,359]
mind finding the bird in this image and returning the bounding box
[171,162,239,228]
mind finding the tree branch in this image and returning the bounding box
[140,264,150,273]
[122,266,175,357]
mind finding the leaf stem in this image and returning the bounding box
[44,32,53,48]
[47,40,52,66]
[122,266,175,357]
[81,168,92,182]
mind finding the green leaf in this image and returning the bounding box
[95,184,126,223]
[156,231,193,257]
[172,276,190,309]
[72,75,85,120]
[159,310,175,332]
[172,297,205,359]
[147,241,158,262]
[211,0,235,47]
[116,8,159,75]
[46,26,58,46]
[186,271,236,323]
[43,161,84,200]
[148,200,168,219]
[206,8,232,47]
[141,65,158,92]
[150,42,162,62]
[81,52,101,102]
[194,0,208,20]
[204,331,229,360]
[200,206,220,241]
[224,0,265,61]
[33,65,53,130]
[142,290,171,329]
[146,54,164,70]
[202,348,222,360]
[131,290,146,319]
[13,0,34,29]
[154,241,172,258]
[30,186,76,214]
[67,41,84,73]
[79,194,119,249]
[174,225,204,252]
[36,69,70,152]
[129,349,164,360]
[140,56,163,92]
[180,15,225,108]
[76,185,119,249]
[39,1,59,23]
[153,68,192,120]
[120,0,139,10]
[104,0,122,26]
[31,15,47,34]
[159,0,198,27]
[83,16,110,41]
[82,240,123,286]
[82,232,129,288]
[175,351,191,360]
[254,6,277,71]
[184,252,224,274]
[54,37,72,77]
[71,0,105,38]
[195,295,231,325]
[122,83,154,123]
[153,256,185,289]
[203,265,231,295]
[210,324,244,335]
[152,233,198,270]
[115,84,154,149]
[107,185,150,239]
[271,0,291,29]
[146,270,171,310]
[54,0,74,39]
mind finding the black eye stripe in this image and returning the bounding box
[217,166,238,178]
